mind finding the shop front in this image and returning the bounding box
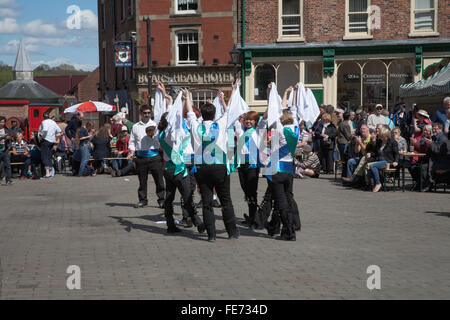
[240,39,450,113]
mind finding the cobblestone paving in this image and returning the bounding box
[0,173,449,299]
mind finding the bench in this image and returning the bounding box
[383,167,400,192]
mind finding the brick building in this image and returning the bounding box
[238,0,450,114]
[98,0,238,122]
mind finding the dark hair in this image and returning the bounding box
[85,122,93,132]
[146,126,156,137]
[157,112,169,132]
[343,111,351,121]
[0,116,6,122]
[245,111,260,125]
[200,103,216,121]
[368,104,376,113]
[432,122,443,130]
[43,110,51,119]
[140,105,151,113]
[96,126,110,139]
[325,105,334,114]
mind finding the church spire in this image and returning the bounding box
[13,39,33,80]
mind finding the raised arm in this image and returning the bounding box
[282,86,293,109]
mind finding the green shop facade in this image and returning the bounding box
[238,38,450,114]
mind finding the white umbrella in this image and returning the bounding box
[64,101,117,114]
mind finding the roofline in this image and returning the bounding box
[0,100,30,105]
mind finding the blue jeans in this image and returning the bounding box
[0,151,11,182]
[78,144,91,176]
[347,157,361,177]
[369,160,388,185]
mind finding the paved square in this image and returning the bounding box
[0,173,449,299]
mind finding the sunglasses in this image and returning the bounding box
[142,112,151,115]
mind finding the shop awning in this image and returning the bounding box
[399,63,450,98]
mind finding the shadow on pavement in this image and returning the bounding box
[425,211,450,218]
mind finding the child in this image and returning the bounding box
[294,144,320,179]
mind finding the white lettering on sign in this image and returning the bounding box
[137,71,234,86]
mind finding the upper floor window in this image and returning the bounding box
[176,0,198,14]
[176,31,199,65]
[346,0,370,36]
[279,0,303,39]
[411,0,438,33]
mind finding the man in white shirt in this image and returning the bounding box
[38,110,61,179]
[128,105,165,208]
[367,104,387,131]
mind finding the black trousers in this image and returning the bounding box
[181,165,197,219]
[271,172,296,239]
[258,176,301,235]
[320,147,334,173]
[163,169,202,229]
[135,155,165,204]
[238,165,259,224]
[195,164,237,238]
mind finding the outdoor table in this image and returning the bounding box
[399,152,427,192]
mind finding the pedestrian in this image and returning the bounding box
[128,105,165,209]
[0,116,13,185]
[38,110,61,179]
[65,112,83,142]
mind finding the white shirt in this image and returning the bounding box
[129,119,159,152]
[38,119,61,143]
[234,120,265,164]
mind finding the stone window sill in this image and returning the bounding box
[343,34,373,40]
[408,32,440,38]
[277,37,305,43]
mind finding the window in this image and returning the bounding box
[276,62,299,93]
[33,110,39,118]
[176,32,199,65]
[254,64,275,101]
[305,62,323,84]
[279,0,303,39]
[411,0,437,33]
[346,0,370,35]
[192,91,217,108]
[176,0,198,14]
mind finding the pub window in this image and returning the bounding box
[362,60,387,106]
[305,62,323,84]
[176,31,199,66]
[33,109,39,118]
[254,64,276,101]
[337,61,362,110]
[176,0,198,14]
[279,0,303,38]
[346,0,370,35]
[411,0,438,33]
[276,62,299,94]
[192,91,217,109]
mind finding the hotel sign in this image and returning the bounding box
[137,71,235,86]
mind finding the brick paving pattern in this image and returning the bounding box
[0,173,449,299]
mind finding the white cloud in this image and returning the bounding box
[22,19,63,37]
[0,39,40,55]
[80,9,98,31]
[31,58,96,71]
[0,17,20,33]
[0,0,20,8]
[0,8,20,18]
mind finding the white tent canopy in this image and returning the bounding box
[400,63,450,98]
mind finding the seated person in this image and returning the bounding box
[111,128,136,177]
[10,132,32,179]
[409,125,432,191]
[342,124,371,184]
[28,132,42,179]
[294,144,320,178]
[427,123,450,189]
[366,126,399,192]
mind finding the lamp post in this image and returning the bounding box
[229,44,240,83]
[143,16,152,108]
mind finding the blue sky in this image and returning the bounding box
[0,0,98,71]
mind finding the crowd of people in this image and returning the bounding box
[1,81,449,241]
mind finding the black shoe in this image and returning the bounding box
[228,228,240,240]
[167,226,182,233]
[421,185,431,192]
[115,169,121,177]
[275,234,296,241]
[196,200,203,208]
[158,199,165,209]
[212,199,221,208]
[197,223,206,233]
[242,214,250,225]
[182,217,193,228]
[111,169,117,177]
[207,235,216,243]
[135,202,147,208]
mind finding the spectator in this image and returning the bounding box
[10,132,32,180]
[342,124,371,184]
[392,102,412,140]
[428,125,450,189]
[0,116,13,185]
[311,105,325,153]
[38,110,61,179]
[295,120,311,154]
[28,131,42,179]
[294,145,320,178]
[337,111,353,176]
[383,109,394,130]
[326,105,339,127]
[111,127,135,177]
[392,126,407,153]
[91,126,112,174]
[110,114,123,137]
[411,109,431,140]
[317,113,337,174]
[366,126,399,192]
[409,125,432,191]
[7,119,22,135]
[367,104,387,130]
[73,122,94,176]
[434,96,450,127]
[65,112,83,141]
[444,108,450,135]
